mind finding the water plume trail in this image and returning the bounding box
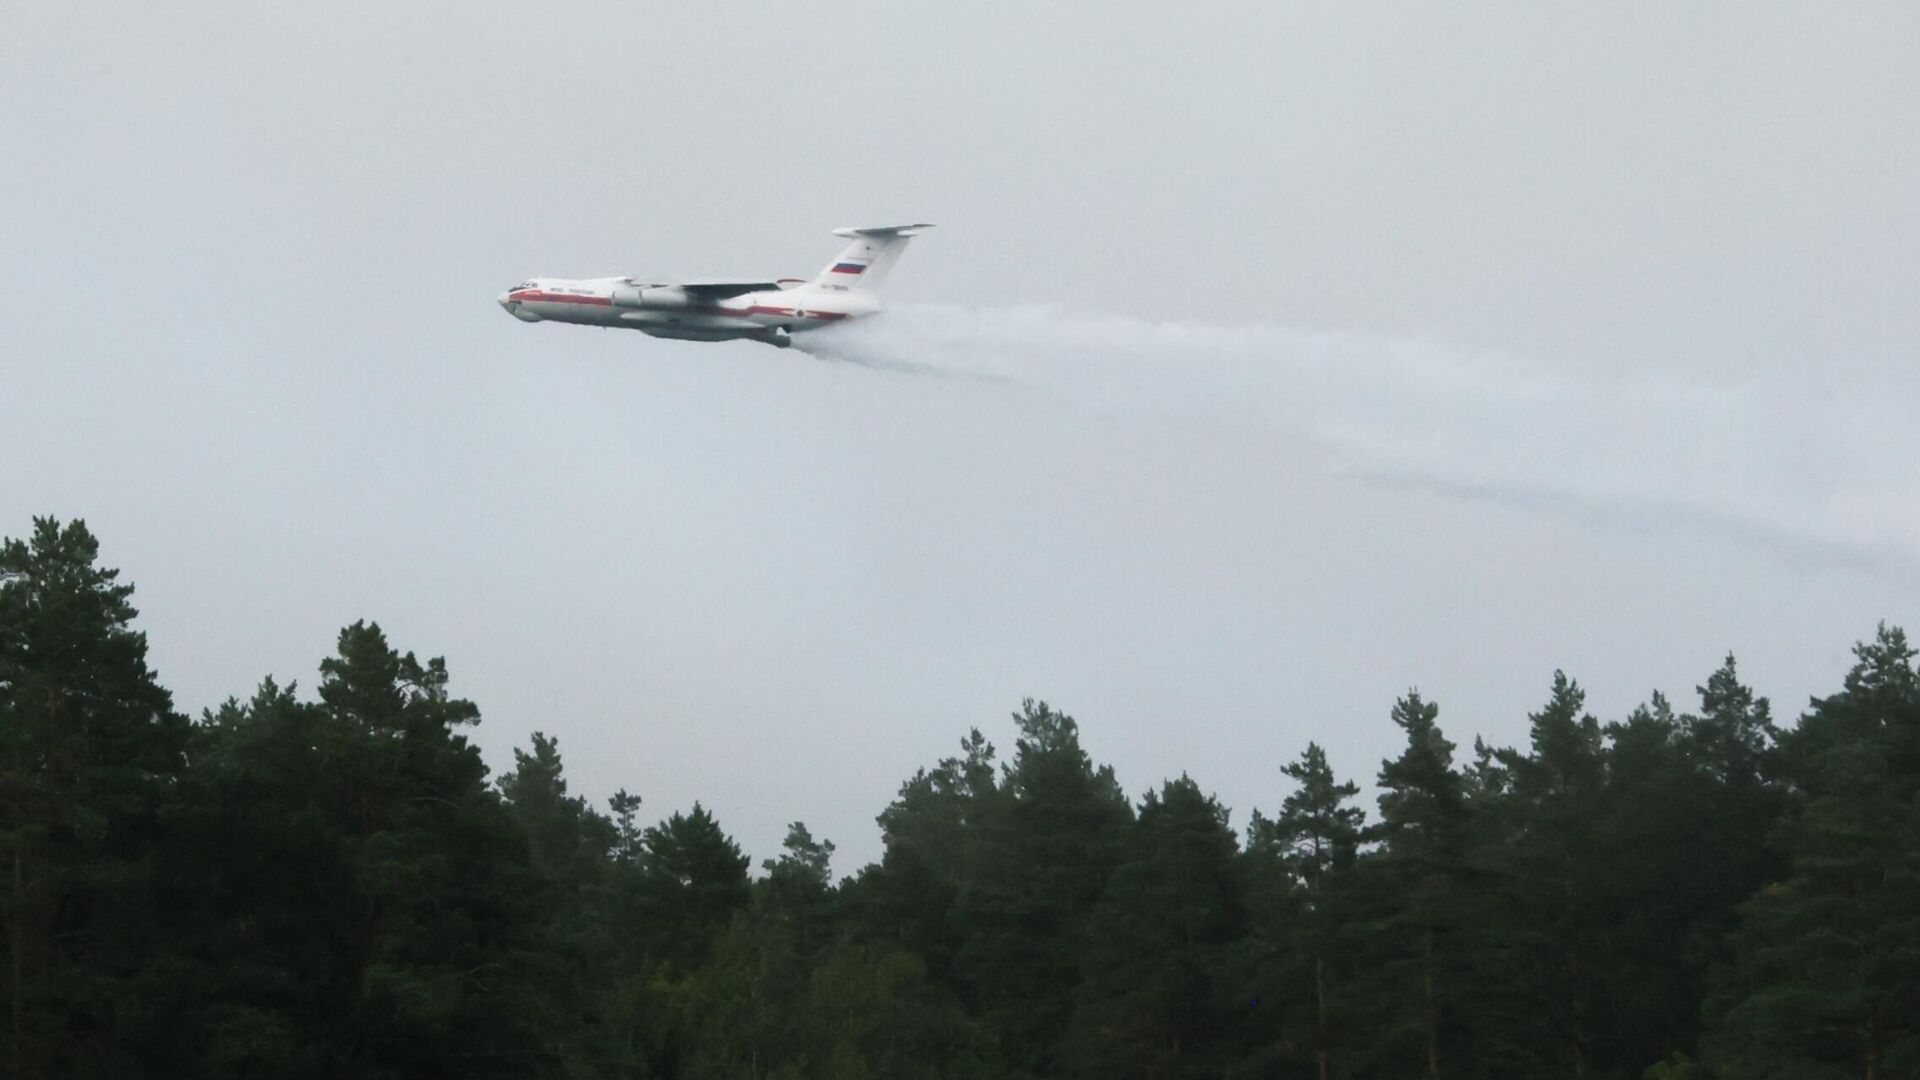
[805,303,1920,580]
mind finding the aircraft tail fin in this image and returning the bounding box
[806,224,933,292]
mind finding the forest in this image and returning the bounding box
[3,514,1917,1079]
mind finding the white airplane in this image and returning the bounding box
[497,224,933,349]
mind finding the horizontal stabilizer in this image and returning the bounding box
[831,223,935,238]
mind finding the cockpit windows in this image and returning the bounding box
[511,281,538,291]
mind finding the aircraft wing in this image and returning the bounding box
[677,278,786,299]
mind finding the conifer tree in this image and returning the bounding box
[956,700,1132,1076]
[0,518,186,1075]
[762,821,837,956]
[1496,672,1607,1077]
[500,732,616,887]
[1247,743,1364,1080]
[144,624,559,1075]
[1352,690,1508,1078]
[851,727,1000,982]
[1591,695,1705,1070]
[1682,655,1777,786]
[496,733,628,1074]
[1590,662,1788,1073]
[1707,627,1920,1077]
[641,803,752,973]
[1065,776,1245,1079]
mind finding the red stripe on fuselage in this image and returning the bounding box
[517,292,849,322]
[514,291,612,306]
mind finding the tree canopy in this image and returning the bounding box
[3,515,1914,1078]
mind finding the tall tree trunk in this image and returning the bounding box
[1423,923,1439,1078]
[1315,953,1330,1080]
[10,838,22,1073]
[1572,987,1587,1079]
[1864,1002,1878,1080]
[1563,842,1586,1079]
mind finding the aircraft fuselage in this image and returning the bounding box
[496,277,880,348]
[498,224,930,349]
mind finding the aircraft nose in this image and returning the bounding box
[498,290,542,322]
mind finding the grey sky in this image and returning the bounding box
[4,3,1916,870]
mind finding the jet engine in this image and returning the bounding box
[610,281,691,310]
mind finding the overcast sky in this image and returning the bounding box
[4,3,1916,871]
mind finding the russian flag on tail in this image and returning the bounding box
[831,262,867,274]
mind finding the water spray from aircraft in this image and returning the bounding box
[498,223,1915,581]
[803,304,1920,581]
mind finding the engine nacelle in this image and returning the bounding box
[610,282,691,310]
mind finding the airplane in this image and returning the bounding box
[496,224,933,349]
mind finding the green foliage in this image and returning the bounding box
[10,516,1920,1078]
[1643,1051,1710,1079]
[1491,672,1609,1075]
[501,731,618,886]
[0,518,187,1075]
[853,726,1000,982]
[955,699,1133,1076]
[641,802,751,975]
[1242,743,1367,1079]
[1063,776,1246,1079]
[1704,626,1920,1077]
[1269,742,1365,890]
[1347,689,1516,1078]
[151,625,555,1077]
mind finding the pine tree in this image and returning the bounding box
[608,788,645,864]
[1350,690,1537,1078]
[1706,626,1920,1077]
[1372,691,1465,1077]
[762,821,837,956]
[640,803,752,974]
[1591,694,1708,1070]
[1586,663,1789,1074]
[1495,672,1607,1077]
[496,732,631,1075]
[0,517,186,1075]
[1064,775,1246,1079]
[588,784,667,1077]
[155,625,555,1076]
[955,700,1133,1076]
[849,727,1000,983]
[1246,743,1364,1080]
[1681,655,1777,786]
[155,679,357,1076]
[500,731,616,887]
